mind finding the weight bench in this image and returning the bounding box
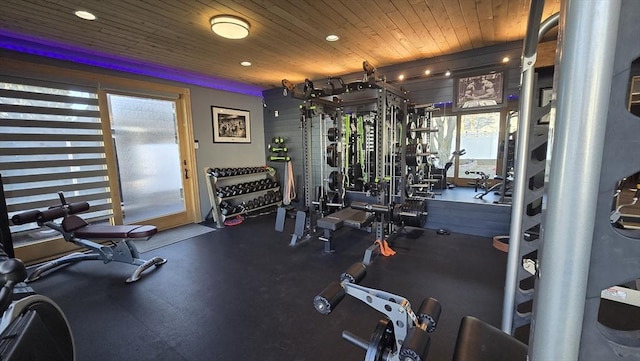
[317,207,375,253]
[452,316,528,361]
[12,193,167,283]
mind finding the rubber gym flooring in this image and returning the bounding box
[29,213,509,361]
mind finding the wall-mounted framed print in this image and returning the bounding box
[211,106,251,143]
[454,71,505,111]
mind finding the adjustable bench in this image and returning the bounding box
[11,194,167,283]
[317,207,375,253]
[453,316,528,361]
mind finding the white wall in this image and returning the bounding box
[188,85,266,219]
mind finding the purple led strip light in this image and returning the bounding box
[0,30,264,97]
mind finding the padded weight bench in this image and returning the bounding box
[317,207,375,253]
[12,194,167,283]
[452,316,528,361]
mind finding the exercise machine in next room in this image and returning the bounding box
[11,192,167,283]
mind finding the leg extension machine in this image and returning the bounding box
[314,263,441,361]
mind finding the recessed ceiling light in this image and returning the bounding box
[74,10,96,20]
[398,74,405,81]
[240,61,252,66]
[502,56,510,63]
[424,69,431,75]
[325,34,340,42]
[210,15,250,39]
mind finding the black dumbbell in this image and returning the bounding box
[220,201,232,215]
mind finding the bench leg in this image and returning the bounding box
[126,256,167,283]
[362,242,381,265]
[319,229,335,254]
[26,252,101,282]
[26,239,167,283]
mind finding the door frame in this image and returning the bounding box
[99,89,200,230]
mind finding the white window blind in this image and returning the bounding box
[0,76,113,247]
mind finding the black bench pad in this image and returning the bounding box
[453,316,528,361]
[317,208,374,231]
[74,224,157,239]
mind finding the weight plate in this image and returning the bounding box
[395,199,427,227]
[328,171,340,191]
[327,127,338,142]
[326,143,338,167]
[407,121,417,140]
[365,319,395,361]
[406,143,423,166]
[405,173,415,198]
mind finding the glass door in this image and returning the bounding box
[105,93,194,228]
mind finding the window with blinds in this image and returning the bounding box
[0,77,113,248]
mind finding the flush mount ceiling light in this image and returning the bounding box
[240,61,252,66]
[325,34,340,42]
[210,15,250,39]
[74,10,96,20]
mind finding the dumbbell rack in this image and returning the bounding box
[205,166,282,228]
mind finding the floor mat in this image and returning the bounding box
[133,223,215,253]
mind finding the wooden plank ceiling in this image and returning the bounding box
[0,0,561,90]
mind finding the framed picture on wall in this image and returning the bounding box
[211,106,251,143]
[454,71,505,111]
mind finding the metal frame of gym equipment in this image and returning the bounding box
[493,111,518,204]
[501,0,558,336]
[404,104,441,199]
[504,0,639,360]
[349,80,427,264]
[276,98,352,247]
[278,68,429,261]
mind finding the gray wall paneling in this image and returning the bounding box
[262,41,533,237]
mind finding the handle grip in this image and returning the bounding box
[11,201,90,225]
[11,209,42,225]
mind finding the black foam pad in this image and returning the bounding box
[452,316,528,361]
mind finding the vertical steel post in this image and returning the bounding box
[529,0,621,359]
[501,0,546,333]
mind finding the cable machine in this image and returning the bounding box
[277,64,427,261]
